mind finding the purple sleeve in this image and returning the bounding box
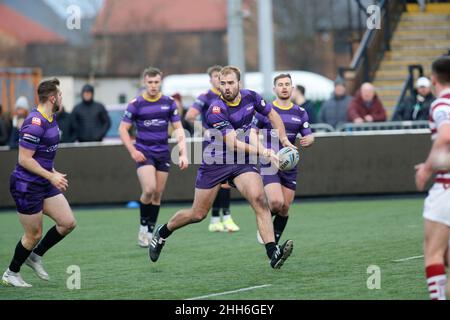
[170,100,181,123]
[251,112,269,130]
[19,118,45,151]
[191,95,207,113]
[299,110,313,136]
[122,101,137,123]
[206,103,234,136]
[253,92,272,116]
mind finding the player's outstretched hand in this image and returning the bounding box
[131,149,147,163]
[50,171,68,192]
[263,148,279,169]
[179,155,189,170]
[415,163,433,191]
[300,135,314,148]
[280,137,297,150]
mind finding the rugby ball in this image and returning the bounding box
[277,147,299,171]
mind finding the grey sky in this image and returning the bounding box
[43,0,104,18]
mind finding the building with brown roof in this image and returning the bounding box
[91,0,228,76]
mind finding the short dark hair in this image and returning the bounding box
[207,65,223,77]
[296,85,305,95]
[273,73,292,86]
[142,67,162,79]
[38,78,60,103]
[219,66,241,81]
[432,56,450,85]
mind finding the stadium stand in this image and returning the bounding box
[373,2,450,117]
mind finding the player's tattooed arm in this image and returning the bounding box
[248,128,279,166]
[224,129,277,164]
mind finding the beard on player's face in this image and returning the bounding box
[221,85,240,102]
[276,88,292,101]
[277,92,291,100]
[52,102,60,113]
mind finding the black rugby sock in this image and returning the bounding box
[8,240,32,273]
[158,224,172,239]
[147,204,160,233]
[33,226,65,257]
[221,188,231,214]
[140,202,152,227]
[265,242,277,259]
[273,215,289,244]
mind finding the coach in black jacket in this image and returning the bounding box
[392,77,435,121]
[71,84,111,142]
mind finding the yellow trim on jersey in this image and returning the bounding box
[221,94,242,107]
[142,92,162,103]
[211,88,221,96]
[273,101,294,110]
[37,105,53,122]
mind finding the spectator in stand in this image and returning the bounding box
[56,105,75,143]
[318,76,352,130]
[0,104,10,146]
[291,85,317,124]
[392,77,435,121]
[348,83,387,124]
[8,96,30,149]
[71,84,111,142]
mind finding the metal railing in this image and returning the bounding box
[336,120,429,132]
[338,0,407,94]
[310,123,336,133]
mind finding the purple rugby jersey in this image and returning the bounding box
[252,101,312,190]
[253,101,312,152]
[121,93,181,154]
[191,88,221,127]
[204,89,271,164]
[12,108,60,185]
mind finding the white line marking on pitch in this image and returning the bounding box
[185,284,272,300]
[392,255,424,262]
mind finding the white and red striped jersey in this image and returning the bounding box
[429,87,450,183]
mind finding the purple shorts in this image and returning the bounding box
[195,164,259,189]
[136,149,170,172]
[261,165,298,191]
[10,175,61,215]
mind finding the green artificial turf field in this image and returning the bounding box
[0,197,429,300]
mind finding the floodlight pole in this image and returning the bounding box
[227,0,246,86]
[258,0,275,100]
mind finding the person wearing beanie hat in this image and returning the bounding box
[13,96,30,126]
[71,83,111,142]
[15,96,29,110]
[318,76,352,130]
[9,96,30,148]
[392,76,435,121]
